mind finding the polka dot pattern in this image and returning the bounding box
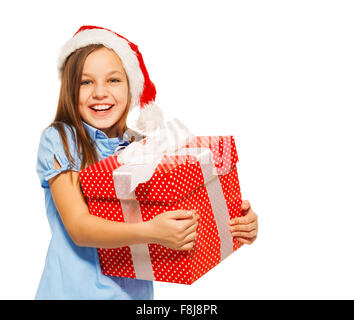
[79,136,243,284]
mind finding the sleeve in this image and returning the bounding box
[36,125,81,188]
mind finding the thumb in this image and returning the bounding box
[241,200,250,211]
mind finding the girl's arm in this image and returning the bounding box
[49,159,198,250]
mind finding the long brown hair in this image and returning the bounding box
[49,44,130,170]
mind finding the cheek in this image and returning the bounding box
[78,89,90,117]
[113,86,129,105]
[78,88,88,106]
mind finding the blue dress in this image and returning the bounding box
[35,121,154,300]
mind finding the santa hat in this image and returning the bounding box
[57,25,163,133]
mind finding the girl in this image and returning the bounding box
[36,25,258,300]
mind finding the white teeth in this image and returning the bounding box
[91,104,112,111]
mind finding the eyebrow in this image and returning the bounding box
[82,70,124,77]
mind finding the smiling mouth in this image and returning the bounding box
[89,104,114,112]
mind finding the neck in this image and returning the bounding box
[103,126,118,138]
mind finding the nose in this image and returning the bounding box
[92,82,108,99]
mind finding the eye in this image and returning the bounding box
[80,80,91,85]
[109,78,120,83]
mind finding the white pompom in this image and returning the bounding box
[136,103,164,134]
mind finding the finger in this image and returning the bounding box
[179,215,198,232]
[235,237,256,245]
[182,231,198,244]
[236,237,252,245]
[175,236,197,251]
[178,241,195,251]
[229,221,257,232]
[230,211,257,225]
[183,220,198,237]
[231,230,257,239]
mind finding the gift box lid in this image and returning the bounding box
[79,136,238,204]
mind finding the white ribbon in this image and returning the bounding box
[119,198,155,281]
[199,158,235,262]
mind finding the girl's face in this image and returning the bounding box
[79,47,129,138]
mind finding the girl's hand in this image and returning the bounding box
[149,210,199,251]
[229,200,258,245]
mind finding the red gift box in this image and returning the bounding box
[79,135,243,285]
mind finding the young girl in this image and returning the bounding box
[36,25,258,300]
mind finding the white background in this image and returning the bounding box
[0,0,353,300]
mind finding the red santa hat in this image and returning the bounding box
[57,25,163,133]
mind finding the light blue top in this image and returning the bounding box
[35,121,154,300]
